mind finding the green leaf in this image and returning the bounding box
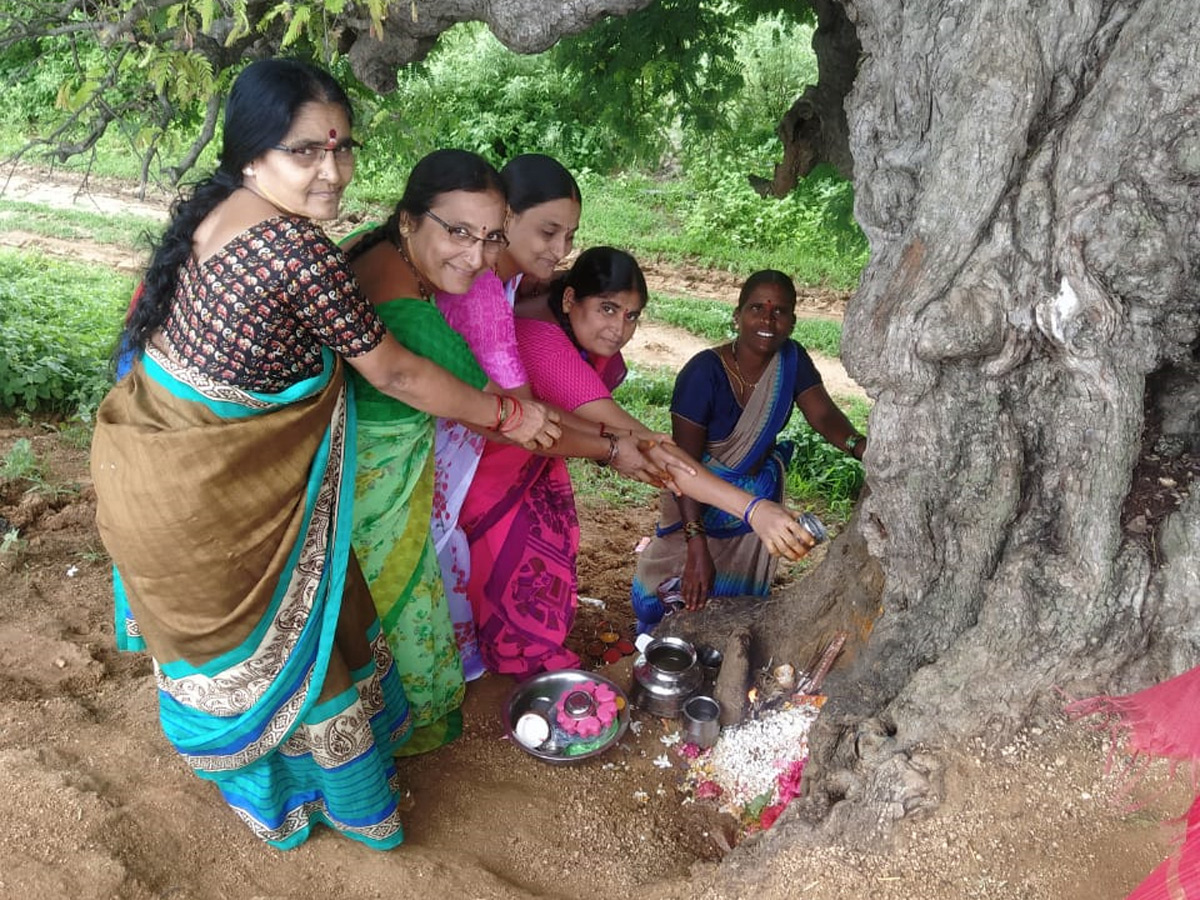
[280,4,313,48]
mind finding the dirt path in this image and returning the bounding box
[0,420,1187,900]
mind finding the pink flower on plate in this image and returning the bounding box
[694,780,723,800]
[554,680,619,737]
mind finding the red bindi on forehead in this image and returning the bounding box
[325,128,338,148]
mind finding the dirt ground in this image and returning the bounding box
[0,422,1190,900]
[0,165,1191,899]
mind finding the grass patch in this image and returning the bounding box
[0,248,132,411]
[780,398,869,521]
[792,320,842,359]
[578,169,867,288]
[0,198,161,249]
[644,295,733,343]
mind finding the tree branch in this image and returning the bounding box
[749,0,860,196]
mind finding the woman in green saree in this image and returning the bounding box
[342,150,512,753]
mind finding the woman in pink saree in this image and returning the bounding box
[432,155,584,678]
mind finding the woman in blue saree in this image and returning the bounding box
[631,270,867,633]
[91,59,558,850]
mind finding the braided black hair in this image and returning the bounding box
[117,58,353,360]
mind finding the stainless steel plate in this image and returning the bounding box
[503,669,631,764]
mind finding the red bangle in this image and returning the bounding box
[596,430,619,467]
[498,396,525,434]
[490,394,504,431]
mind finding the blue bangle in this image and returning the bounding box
[742,496,766,526]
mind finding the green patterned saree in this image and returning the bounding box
[351,297,487,755]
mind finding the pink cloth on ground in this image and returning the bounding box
[1067,665,1200,899]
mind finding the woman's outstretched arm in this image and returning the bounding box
[574,398,815,562]
[348,334,561,448]
[796,383,866,460]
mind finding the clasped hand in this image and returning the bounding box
[611,432,696,492]
[507,400,562,450]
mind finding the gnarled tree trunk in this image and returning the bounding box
[756,0,1200,850]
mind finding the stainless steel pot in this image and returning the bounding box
[630,635,703,718]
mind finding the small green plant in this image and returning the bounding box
[0,527,26,564]
[0,438,43,483]
[77,544,110,565]
[0,249,133,413]
[0,437,78,500]
[56,409,96,450]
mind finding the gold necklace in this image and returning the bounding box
[393,237,434,301]
[727,340,760,390]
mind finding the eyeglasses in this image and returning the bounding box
[271,138,361,167]
[424,210,509,250]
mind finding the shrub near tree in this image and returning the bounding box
[0,250,130,411]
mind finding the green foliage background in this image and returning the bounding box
[0,3,868,286]
[0,0,869,515]
[0,250,132,411]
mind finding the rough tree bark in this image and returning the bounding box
[755,0,1200,852]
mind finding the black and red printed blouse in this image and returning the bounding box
[160,216,386,392]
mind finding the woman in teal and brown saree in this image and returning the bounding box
[94,346,413,849]
[94,62,561,852]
